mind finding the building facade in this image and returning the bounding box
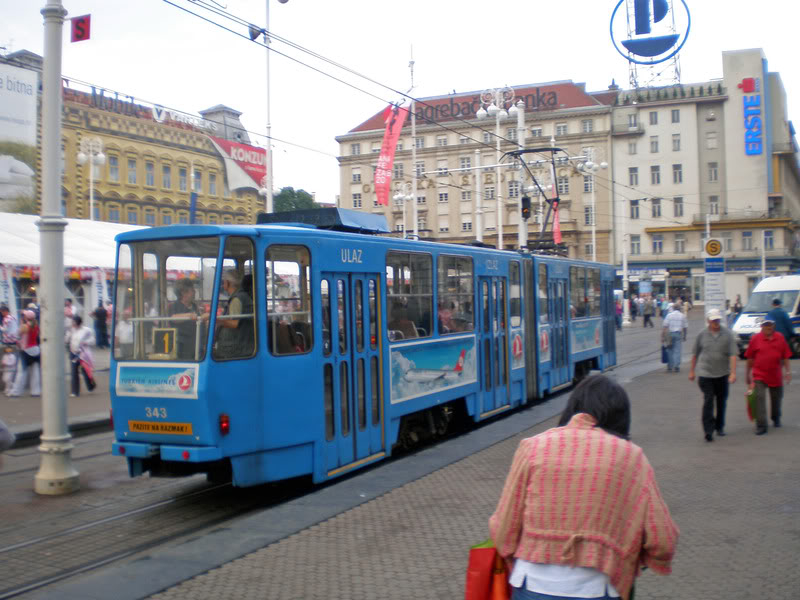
[1,50,265,227]
[336,81,617,260]
[611,48,800,303]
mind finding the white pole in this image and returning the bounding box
[591,170,597,262]
[475,149,483,243]
[621,198,631,326]
[35,0,80,495]
[264,0,274,213]
[88,160,94,222]
[516,99,526,250]
[495,96,502,249]
[411,101,418,238]
[706,212,711,238]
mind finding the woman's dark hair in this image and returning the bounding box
[73,315,82,327]
[557,374,631,439]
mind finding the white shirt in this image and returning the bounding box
[663,310,687,333]
[66,325,94,354]
[510,559,620,598]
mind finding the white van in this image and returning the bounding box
[731,275,800,356]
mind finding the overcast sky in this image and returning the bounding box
[2,0,797,204]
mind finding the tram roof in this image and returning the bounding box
[0,212,145,269]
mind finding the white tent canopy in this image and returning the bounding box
[0,212,145,268]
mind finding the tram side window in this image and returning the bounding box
[386,252,432,341]
[212,237,256,360]
[437,255,474,334]
[509,261,521,327]
[538,264,548,324]
[588,268,601,316]
[266,245,312,356]
[570,266,587,318]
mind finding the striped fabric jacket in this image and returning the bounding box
[489,413,679,600]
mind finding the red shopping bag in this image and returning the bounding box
[465,539,510,600]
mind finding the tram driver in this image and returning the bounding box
[211,269,255,358]
[168,278,201,360]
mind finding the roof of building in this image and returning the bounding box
[0,212,145,269]
[347,80,616,133]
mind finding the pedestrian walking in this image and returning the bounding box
[65,315,96,397]
[765,299,794,350]
[615,299,623,330]
[8,310,40,397]
[643,296,655,328]
[2,346,17,393]
[630,295,638,322]
[745,318,791,435]
[92,302,109,349]
[689,308,737,442]
[662,303,688,372]
[489,375,679,600]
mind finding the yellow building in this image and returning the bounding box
[3,49,265,225]
[59,89,262,225]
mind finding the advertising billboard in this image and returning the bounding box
[0,63,37,204]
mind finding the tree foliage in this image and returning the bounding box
[273,187,320,212]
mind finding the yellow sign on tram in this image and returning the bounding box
[128,421,193,435]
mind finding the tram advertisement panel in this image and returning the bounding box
[538,326,552,363]
[571,320,602,353]
[390,336,476,404]
[116,363,199,399]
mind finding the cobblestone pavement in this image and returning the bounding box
[145,359,799,600]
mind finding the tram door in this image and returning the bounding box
[478,276,510,415]
[548,276,570,386]
[321,273,385,474]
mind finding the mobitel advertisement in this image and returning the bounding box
[0,63,37,206]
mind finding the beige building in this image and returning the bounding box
[611,48,800,303]
[337,81,617,260]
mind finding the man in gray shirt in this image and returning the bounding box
[689,308,737,442]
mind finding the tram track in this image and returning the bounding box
[0,474,313,600]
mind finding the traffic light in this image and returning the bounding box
[521,196,531,220]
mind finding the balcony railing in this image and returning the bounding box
[691,209,793,223]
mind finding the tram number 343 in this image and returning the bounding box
[145,407,168,419]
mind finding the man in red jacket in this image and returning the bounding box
[745,318,792,435]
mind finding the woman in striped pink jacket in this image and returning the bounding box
[489,375,678,600]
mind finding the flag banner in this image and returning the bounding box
[553,201,562,244]
[374,105,409,206]
[0,264,18,319]
[189,192,198,224]
[90,268,111,310]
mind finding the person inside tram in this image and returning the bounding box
[168,278,201,359]
[211,269,254,358]
[387,300,418,340]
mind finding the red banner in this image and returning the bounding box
[552,201,562,244]
[374,105,409,206]
[208,137,267,189]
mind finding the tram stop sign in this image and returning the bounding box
[71,14,91,43]
[705,238,723,257]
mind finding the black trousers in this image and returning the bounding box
[698,375,728,434]
[70,352,95,396]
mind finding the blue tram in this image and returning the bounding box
[110,209,616,487]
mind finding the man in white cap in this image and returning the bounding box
[689,308,737,442]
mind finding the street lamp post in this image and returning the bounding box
[36,0,80,495]
[262,0,289,213]
[394,182,414,238]
[477,87,514,249]
[512,99,526,249]
[577,157,607,263]
[77,137,105,221]
[259,175,270,213]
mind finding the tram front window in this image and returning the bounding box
[114,237,219,362]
